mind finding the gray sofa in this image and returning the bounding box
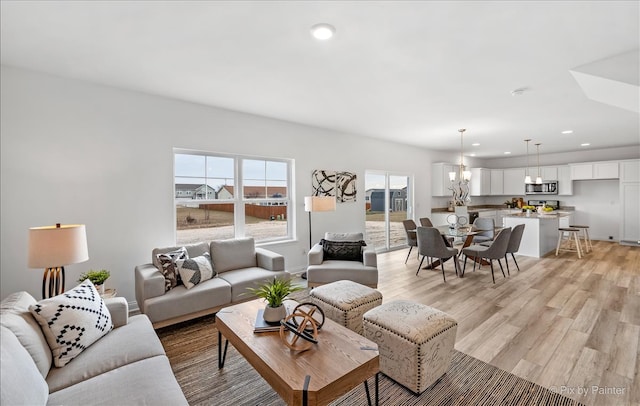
[0,291,187,406]
[135,237,289,328]
[307,232,378,288]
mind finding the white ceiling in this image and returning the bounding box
[1,1,639,158]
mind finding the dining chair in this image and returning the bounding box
[416,226,460,282]
[462,227,512,283]
[504,224,525,274]
[479,223,525,275]
[420,217,455,246]
[402,219,418,264]
[419,217,434,227]
[471,217,495,243]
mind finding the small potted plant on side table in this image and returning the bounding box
[78,269,110,295]
[247,278,302,324]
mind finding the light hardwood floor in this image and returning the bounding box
[373,241,639,406]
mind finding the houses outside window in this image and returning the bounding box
[174,150,292,245]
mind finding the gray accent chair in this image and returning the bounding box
[416,227,460,282]
[306,232,378,288]
[462,227,512,283]
[402,219,418,263]
[471,217,495,243]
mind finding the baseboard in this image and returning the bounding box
[620,240,640,247]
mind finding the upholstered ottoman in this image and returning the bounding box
[309,280,383,335]
[363,300,457,394]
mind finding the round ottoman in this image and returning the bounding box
[309,280,383,335]
[363,300,458,394]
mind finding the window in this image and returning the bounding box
[174,150,292,245]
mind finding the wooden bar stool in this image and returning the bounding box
[556,227,582,258]
[569,224,592,253]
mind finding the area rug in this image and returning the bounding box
[157,313,583,406]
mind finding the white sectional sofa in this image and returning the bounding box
[135,237,289,328]
[0,291,188,406]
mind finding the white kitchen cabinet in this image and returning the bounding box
[503,168,526,195]
[620,160,640,245]
[621,160,640,182]
[620,183,640,245]
[570,161,619,180]
[490,169,504,195]
[432,163,456,197]
[541,166,558,181]
[558,212,574,228]
[557,165,573,195]
[594,162,619,179]
[570,163,593,180]
[470,168,491,196]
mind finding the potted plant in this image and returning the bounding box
[246,278,302,324]
[78,269,110,294]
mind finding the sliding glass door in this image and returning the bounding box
[365,171,413,251]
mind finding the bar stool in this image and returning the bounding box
[569,224,593,253]
[556,227,582,258]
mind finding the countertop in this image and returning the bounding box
[504,211,572,219]
[432,206,575,213]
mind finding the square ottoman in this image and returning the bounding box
[309,280,383,335]
[363,300,457,394]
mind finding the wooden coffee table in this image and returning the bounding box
[215,299,380,405]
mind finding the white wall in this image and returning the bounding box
[0,66,442,305]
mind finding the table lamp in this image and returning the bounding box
[28,223,89,299]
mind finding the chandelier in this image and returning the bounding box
[448,128,471,206]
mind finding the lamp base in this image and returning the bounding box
[42,266,65,299]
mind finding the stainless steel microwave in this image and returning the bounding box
[525,181,558,195]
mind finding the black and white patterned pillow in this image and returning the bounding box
[156,247,188,291]
[175,253,215,289]
[29,280,113,367]
[320,239,367,261]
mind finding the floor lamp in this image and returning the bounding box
[28,223,89,299]
[302,196,336,279]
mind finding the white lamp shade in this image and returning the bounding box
[535,177,543,184]
[448,172,456,181]
[304,196,336,212]
[524,175,532,184]
[463,171,472,181]
[28,224,89,268]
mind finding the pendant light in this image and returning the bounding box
[524,139,532,184]
[535,143,542,184]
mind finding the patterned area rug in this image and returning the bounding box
[157,310,583,406]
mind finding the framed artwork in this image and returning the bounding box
[337,171,357,203]
[311,170,336,197]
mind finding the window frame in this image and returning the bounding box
[173,148,293,244]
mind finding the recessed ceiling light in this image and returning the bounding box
[470,153,476,157]
[581,143,591,147]
[472,143,480,146]
[310,23,335,40]
[561,130,573,134]
[504,151,511,155]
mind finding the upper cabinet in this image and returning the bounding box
[570,161,619,180]
[558,165,573,195]
[621,160,640,183]
[503,168,526,195]
[490,169,504,195]
[470,168,491,196]
[541,166,558,180]
[432,163,456,197]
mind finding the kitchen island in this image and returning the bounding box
[503,212,571,258]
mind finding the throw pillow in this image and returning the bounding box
[156,247,188,291]
[29,280,113,367]
[320,239,367,261]
[175,252,215,289]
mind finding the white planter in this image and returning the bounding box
[263,305,286,324]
